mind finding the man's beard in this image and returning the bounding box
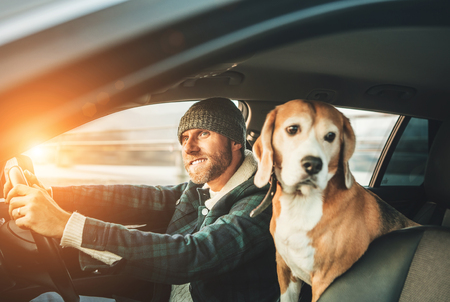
[184,141,233,184]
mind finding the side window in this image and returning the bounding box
[338,108,399,186]
[23,100,242,188]
[23,102,197,187]
[380,117,429,186]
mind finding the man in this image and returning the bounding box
[5,98,279,302]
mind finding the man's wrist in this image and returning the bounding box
[60,212,123,265]
[60,212,86,248]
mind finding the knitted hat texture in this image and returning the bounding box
[177,98,246,146]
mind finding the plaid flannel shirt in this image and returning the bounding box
[52,176,279,302]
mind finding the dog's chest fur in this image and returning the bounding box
[273,190,324,285]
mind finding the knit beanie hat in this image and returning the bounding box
[178,98,246,147]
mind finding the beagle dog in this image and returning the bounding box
[250,99,418,302]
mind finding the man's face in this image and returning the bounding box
[181,129,232,184]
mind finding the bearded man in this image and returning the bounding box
[5,98,279,302]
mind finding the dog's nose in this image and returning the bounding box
[301,156,323,175]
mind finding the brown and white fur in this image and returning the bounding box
[251,99,418,302]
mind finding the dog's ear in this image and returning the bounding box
[253,108,277,188]
[342,115,356,189]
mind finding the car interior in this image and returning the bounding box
[0,0,449,301]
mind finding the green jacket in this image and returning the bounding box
[53,176,279,301]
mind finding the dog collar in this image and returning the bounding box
[250,173,278,217]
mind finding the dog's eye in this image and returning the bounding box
[286,125,299,135]
[324,132,336,142]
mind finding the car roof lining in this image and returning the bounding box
[151,25,450,121]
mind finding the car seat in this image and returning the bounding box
[317,226,450,302]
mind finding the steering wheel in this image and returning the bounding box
[5,166,79,302]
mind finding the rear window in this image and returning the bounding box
[380,117,428,186]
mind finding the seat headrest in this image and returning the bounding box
[424,120,450,209]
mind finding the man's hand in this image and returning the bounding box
[4,171,71,239]
[3,169,51,198]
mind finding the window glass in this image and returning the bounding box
[24,102,198,187]
[338,108,399,185]
[380,117,428,186]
